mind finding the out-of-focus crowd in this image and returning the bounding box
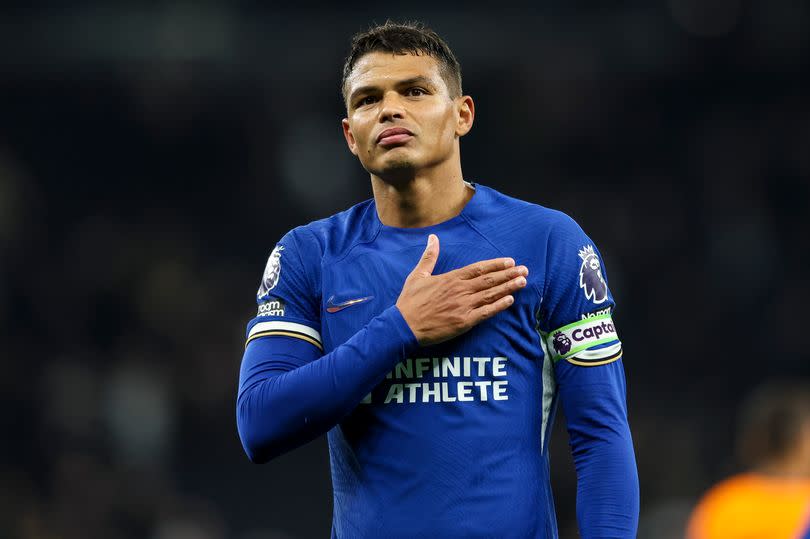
[0,3,808,538]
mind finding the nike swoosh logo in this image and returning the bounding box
[326,295,374,313]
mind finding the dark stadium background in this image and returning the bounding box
[1,1,808,538]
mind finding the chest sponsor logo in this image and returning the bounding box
[361,355,510,405]
[325,295,374,313]
[578,245,608,304]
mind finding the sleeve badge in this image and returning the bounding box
[578,245,608,304]
[257,245,284,299]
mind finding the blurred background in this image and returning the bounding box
[1,1,808,538]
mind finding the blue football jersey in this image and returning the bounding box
[238,183,637,538]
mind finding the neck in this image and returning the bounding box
[370,159,473,228]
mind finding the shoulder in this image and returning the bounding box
[256,199,377,303]
[468,184,585,246]
[282,198,379,264]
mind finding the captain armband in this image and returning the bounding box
[543,314,623,367]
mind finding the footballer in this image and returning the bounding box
[236,21,639,538]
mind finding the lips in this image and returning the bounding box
[376,127,413,146]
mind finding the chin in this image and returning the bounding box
[383,156,417,171]
[369,152,419,177]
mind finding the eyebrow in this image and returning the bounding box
[348,76,435,102]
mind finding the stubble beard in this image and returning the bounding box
[370,150,419,186]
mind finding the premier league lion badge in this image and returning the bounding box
[578,245,608,304]
[257,245,284,299]
[551,331,572,356]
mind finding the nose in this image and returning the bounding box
[379,90,405,122]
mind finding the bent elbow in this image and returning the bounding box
[236,396,277,464]
[235,378,322,463]
[237,413,308,464]
[240,431,288,464]
[238,425,269,464]
[242,442,271,465]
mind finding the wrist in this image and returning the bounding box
[384,305,420,353]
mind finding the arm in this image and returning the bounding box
[539,212,639,537]
[237,305,416,463]
[556,359,639,538]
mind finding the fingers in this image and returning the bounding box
[470,274,527,307]
[470,294,515,323]
[454,257,516,280]
[467,265,528,292]
[412,234,440,277]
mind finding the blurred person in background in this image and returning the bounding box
[235,20,638,538]
[687,381,810,539]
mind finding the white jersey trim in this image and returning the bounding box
[572,342,623,361]
[248,320,322,345]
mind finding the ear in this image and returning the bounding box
[342,118,359,156]
[455,95,475,137]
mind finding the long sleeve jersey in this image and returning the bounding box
[236,183,639,538]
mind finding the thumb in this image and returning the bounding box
[413,234,439,277]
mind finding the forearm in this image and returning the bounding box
[236,305,417,463]
[572,424,639,538]
[558,360,639,538]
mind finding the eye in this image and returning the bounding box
[356,95,377,107]
[406,87,427,97]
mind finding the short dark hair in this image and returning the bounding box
[341,21,463,102]
[736,380,810,467]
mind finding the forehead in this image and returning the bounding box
[346,51,446,93]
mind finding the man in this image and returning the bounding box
[236,21,638,538]
[687,381,810,539]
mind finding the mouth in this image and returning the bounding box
[376,127,414,147]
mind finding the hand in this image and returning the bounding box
[396,234,529,346]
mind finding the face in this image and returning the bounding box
[342,52,474,179]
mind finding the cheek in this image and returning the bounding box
[348,117,372,147]
[354,128,370,149]
[440,106,456,131]
[426,108,457,145]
